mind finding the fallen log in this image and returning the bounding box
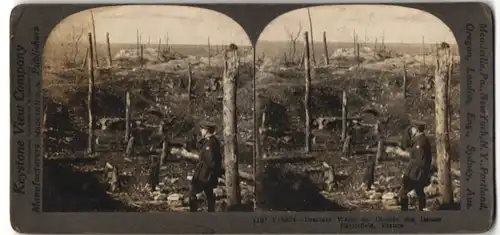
[261,154,315,163]
[168,147,254,181]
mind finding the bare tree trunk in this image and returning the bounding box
[160,140,168,165]
[87,33,95,154]
[81,47,89,70]
[90,11,99,68]
[303,32,312,152]
[126,137,135,158]
[422,36,426,67]
[448,58,453,134]
[136,30,140,57]
[140,44,144,68]
[208,37,211,67]
[125,91,131,142]
[435,46,453,205]
[157,38,162,60]
[106,32,112,67]
[341,91,347,140]
[307,8,316,66]
[403,62,407,99]
[375,121,385,163]
[223,49,241,207]
[253,51,264,211]
[187,62,192,101]
[323,31,329,65]
[381,31,385,52]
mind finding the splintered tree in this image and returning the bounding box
[303,32,312,152]
[307,8,316,66]
[323,31,329,65]
[284,23,302,65]
[434,43,453,206]
[106,32,112,67]
[223,46,241,208]
[90,11,99,67]
[87,33,95,154]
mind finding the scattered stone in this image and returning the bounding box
[124,157,132,163]
[169,178,179,184]
[382,192,397,200]
[187,175,193,181]
[424,186,439,197]
[214,188,225,198]
[370,192,383,200]
[196,193,206,200]
[167,193,184,202]
[383,199,399,206]
[154,193,167,201]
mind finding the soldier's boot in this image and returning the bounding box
[206,192,216,212]
[398,188,409,211]
[416,187,426,211]
[400,196,409,211]
[189,196,198,212]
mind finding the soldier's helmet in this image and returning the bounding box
[199,120,216,133]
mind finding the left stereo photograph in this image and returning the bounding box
[42,5,255,213]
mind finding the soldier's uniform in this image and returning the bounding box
[398,120,433,211]
[189,121,223,212]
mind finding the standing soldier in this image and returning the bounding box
[188,121,223,212]
[386,120,433,211]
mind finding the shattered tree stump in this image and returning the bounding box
[106,32,112,67]
[87,32,95,154]
[303,32,312,152]
[222,47,242,207]
[125,136,135,158]
[435,44,453,205]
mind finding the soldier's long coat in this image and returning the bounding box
[191,135,223,190]
[405,133,433,185]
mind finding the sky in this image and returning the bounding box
[48,5,456,46]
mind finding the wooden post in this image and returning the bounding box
[160,140,168,165]
[125,91,131,141]
[303,32,312,152]
[253,51,265,211]
[353,29,357,55]
[341,91,347,141]
[87,33,95,154]
[106,32,112,67]
[187,62,192,100]
[422,36,426,67]
[90,11,99,68]
[140,44,144,68]
[136,30,140,57]
[81,47,89,70]
[435,44,453,205]
[223,48,241,207]
[323,31,329,65]
[375,121,385,163]
[356,43,360,65]
[382,31,385,52]
[157,38,162,60]
[208,37,211,67]
[342,135,351,155]
[307,8,316,66]
[448,58,453,134]
[403,62,407,99]
[125,136,135,158]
